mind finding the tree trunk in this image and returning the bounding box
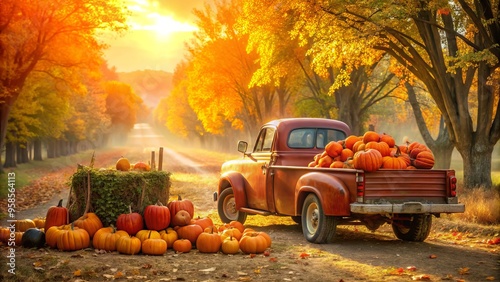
[459,141,493,189]
[16,142,29,164]
[0,101,15,171]
[33,139,43,161]
[4,141,17,168]
[47,139,56,158]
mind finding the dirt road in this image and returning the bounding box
[1,124,499,281]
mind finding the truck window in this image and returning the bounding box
[254,127,276,152]
[288,128,346,149]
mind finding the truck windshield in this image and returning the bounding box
[288,128,346,149]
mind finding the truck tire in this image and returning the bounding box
[218,187,247,224]
[392,214,432,242]
[301,194,337,243]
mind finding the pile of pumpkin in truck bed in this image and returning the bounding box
[0,197,271,256]
[308,131,435,172]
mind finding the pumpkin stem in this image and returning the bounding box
[57,199,63,207]
[178,195,182,201]
[128,204,133,214]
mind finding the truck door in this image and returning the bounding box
[245,127,276,211]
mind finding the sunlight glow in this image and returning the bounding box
[127,0,198,37]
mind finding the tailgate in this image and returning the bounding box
[362,169,453,204]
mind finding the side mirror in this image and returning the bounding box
[237,140,248,154]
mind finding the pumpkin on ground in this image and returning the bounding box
[191,216,214,231]
[167,195,195,219]
[221,236,240,254]
[142,237,167,255]
[144,202,171,231]
[171,210,192,227]
[45,199,69,231]
[73,212,103,238]
[21,228,46,248]
[116,205,144,236]
[239,232,269,254]
[56,223,90,251]
[0,227,10,243]
[172,239,192,253]
[116,235,141,255]
[196,230,222,253]
[45,225,71,248]
[176,224,203,245]
[92,226,129,251]
[16,219,36,232]
[136,230,161,243]
[33,217,46,229]
[220,227,242,242]
[159,228,178,249]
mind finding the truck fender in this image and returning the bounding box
[218,171,248,210]
[296,172,350,216]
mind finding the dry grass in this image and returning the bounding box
[454,186,500,225]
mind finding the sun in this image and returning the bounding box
[141,13,198,36]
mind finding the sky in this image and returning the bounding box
[101,0,204,73]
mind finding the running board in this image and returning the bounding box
[239,207,272,216]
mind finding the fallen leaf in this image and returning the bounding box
[33,261,43,267]
[263,250,270,256]
[269,257,278,262]
[142,264,152,269]
[237,271,248,276]
[114,271,124,279]
[411,274,431,280]
[103,274,114,279]
[249,253,256,258]
[407,266,417,271]
[429,254,437,259]
[199,267,216,272]
[73,269,82,277]
[299,252,310,259]
[486,276,495,281]
[254,268,261,274]
[458,267,470,275]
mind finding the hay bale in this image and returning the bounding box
[69,167,171,226]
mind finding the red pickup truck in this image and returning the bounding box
[214,118,465,243]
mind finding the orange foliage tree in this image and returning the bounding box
[0,0,128,170]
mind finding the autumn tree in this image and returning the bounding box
[0,0,128,170]
[103,81,143,145]
[239,0,402,134]
[286,0,499,189]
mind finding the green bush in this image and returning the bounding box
[69,167,171,226]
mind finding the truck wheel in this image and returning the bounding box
[218,187,247,224]
[301,194,337,243]
[392,214,432,242]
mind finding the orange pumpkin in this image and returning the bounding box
[56,223,90,251]
[353,149,383,172]
[142,236,167,256]
[144,202,171,231]
[344,135,362,151]
[352,140,366,152]
[196,230,222,253]
[168,195,195,219]
[365,141,391,157]
[171,210,192,227]
[340,148,354,162]
[317,155,333,167]
[176,224,203,245]
[136,230,161,243]
[160,228,178,249]
[330,161,344,168]
[221,236,240,254]
[116,205,144,236]
[379,133,395,147]
[45,224,71,248]
[33,217,46,229]
[363,131,380,143]
[325,141,343,158]
[116,235,141,255]
[15,219,36,232]
[239,232,268,254]
[92,226,129,251]
[172,239,192,253]
[45,199,69,231]
[220,227,242,242]
[73,212,103,238]
[413,151,435,169]
[192,216,214,231]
